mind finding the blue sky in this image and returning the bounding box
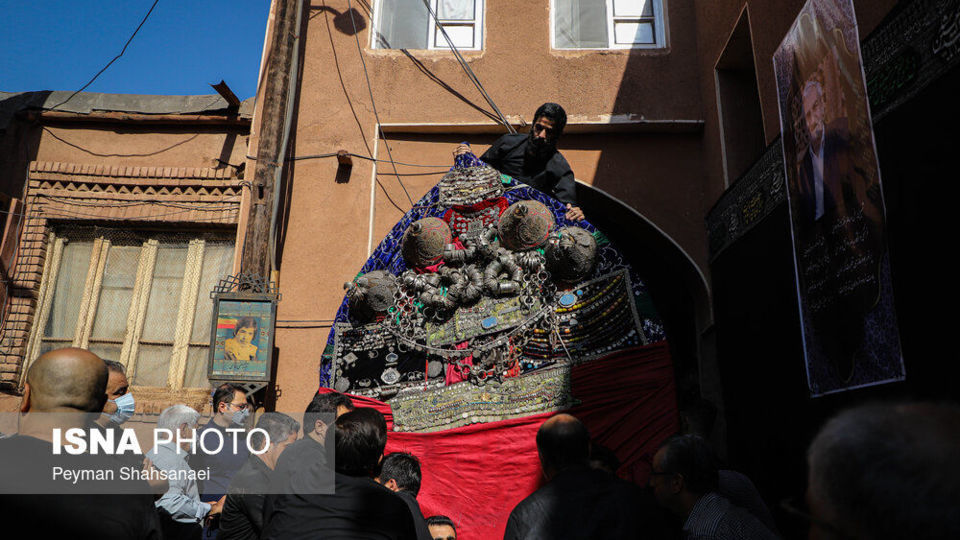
[1,1,271,99]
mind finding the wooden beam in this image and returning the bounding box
[22,110,250,127]
[211,80,242,108]
[240,0,300,278]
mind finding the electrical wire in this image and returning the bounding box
[32,203,238,222]
[0,186,248,219]
[420,0,515,135]
[346,0,415,207]
[38,195,239,210]
[47,0,162,111]
[246,151,452,169]
[42,127,202,158]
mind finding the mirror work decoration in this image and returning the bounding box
[322,154,664,432]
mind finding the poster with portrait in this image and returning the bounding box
[208,296,276,382]
[773,0,904,396]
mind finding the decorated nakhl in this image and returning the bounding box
[324,160,665,432]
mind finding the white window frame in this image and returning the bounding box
[551,0,667,50]
[372,0,485,51]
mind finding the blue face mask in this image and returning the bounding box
[109,392,135,425]
[232,408,251,426]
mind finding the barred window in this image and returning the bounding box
[26,227,235,390]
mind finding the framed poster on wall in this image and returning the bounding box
[208,293,277,383]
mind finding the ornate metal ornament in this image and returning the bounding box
[497,200,555,251]
[390,365,579,432]
[212,272,280,297]
[401,217,452,267]
[344,270,397,322]
[438,166,503,206]
[544,226,598,283]
[324,157,666,432]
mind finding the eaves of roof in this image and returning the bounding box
[0,91,255,131]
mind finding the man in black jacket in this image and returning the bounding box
[261,408,417,540]
[271,391,353,491]
[0,348,161,539]
[219,412,299,540]
[503,414,661,539]
[455,103,585,221]
[377,452,433,540]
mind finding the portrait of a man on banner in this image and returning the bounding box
[774,0,904,395]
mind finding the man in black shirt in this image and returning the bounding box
[261,408,417,540]
[195,383,250,506]
[456,103,585,221]
[377,452,433,540]
[503,414,661,539]
[219,412,300,540]
[0,348,161,539]
[271,391,353,492]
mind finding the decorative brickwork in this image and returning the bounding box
[0,161,242,390]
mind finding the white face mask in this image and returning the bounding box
[109,393,135,424]
[232,408,251,426]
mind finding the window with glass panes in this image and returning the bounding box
[553,0,665,49]
[26,227,234,390]
[373,0,484,50]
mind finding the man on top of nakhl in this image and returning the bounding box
[455,102,585,222]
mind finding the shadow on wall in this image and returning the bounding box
[309,4,366,35]
[565,0,711,444]
[0,91,50,196]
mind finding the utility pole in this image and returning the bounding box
[241,0,300,280]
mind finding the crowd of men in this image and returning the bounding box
[1,346,959,539]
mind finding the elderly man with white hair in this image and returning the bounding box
[148,404,225,540]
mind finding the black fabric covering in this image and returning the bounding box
[480,134,577,205]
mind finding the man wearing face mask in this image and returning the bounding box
[454,102,585,221]
[95,359,169,494]
[194,383,251,517]
[99,359,135,428]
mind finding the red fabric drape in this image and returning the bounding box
[318,341,677,539]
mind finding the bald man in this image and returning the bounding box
[22,347,108,416]
[0,348,161,539]
[503,414,665,540]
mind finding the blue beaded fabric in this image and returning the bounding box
[319,153,665,389]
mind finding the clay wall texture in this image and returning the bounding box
[269,0,901,411]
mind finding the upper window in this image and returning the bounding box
[553,0,665,49]
[30,227,235,390]
[373,0,484,50]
